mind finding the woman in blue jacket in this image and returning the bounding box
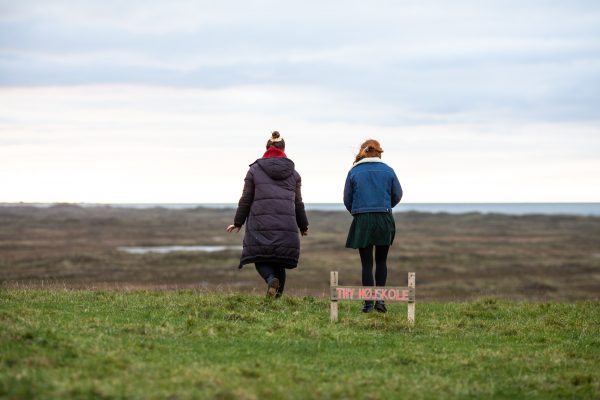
[343,139,403,313]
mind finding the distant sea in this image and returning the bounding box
[4,203,600,216]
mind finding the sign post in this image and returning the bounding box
[330,271,416,325]
[408,272,415,324]
[330,271,338,322]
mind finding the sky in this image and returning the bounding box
[1,0,599,203]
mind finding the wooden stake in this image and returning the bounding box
[330,271,338,322]
[408,272,415,325]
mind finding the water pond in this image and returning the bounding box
[119,245,242,254]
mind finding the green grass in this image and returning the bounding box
[1,290,599,399]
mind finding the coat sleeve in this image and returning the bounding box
[233,169,255,227]
[343,171,353,213]
[294,174,309,232]
[391,170,403,208]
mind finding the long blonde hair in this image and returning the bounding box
[354,139,384,164]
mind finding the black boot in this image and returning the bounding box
[362,301,374,313]
[375,300,387,313]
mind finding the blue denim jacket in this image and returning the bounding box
[343,158,403,214]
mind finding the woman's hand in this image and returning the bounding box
[226,224,240,233]
[301,229,308,236]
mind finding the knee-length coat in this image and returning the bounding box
[233,153,309,269]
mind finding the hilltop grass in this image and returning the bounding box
[1,290,599,399]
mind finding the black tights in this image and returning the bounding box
[255,262,286,296]
[359,245,389,287]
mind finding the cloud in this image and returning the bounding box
[2,1,600,124]
[1,85,599,202]
[1,1,599,202]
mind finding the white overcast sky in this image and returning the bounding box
[1,0,599,203]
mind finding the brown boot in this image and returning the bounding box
[267,277,280,298]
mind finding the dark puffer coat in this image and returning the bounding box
[233,157,309,269]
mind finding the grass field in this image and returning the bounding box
[1,289,599,399]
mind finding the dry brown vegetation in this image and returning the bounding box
[1,204,599,300]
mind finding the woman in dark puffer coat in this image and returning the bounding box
[227,131,309,297]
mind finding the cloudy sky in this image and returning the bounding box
[1,0,599,203]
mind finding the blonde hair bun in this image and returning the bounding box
[269,131,283,143]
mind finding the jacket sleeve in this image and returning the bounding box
[294,174,309,232]
[343,171,353,213]
[233,169,255,227]
[391,170,403,208]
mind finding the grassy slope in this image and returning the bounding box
[1,290,599,399]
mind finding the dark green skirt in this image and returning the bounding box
[345,212,396,249]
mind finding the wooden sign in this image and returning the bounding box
[332,286,414,302]
[330,271,415,325]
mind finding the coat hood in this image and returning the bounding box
[254,157,295,180]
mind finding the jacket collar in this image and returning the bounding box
[352,157,385,168]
